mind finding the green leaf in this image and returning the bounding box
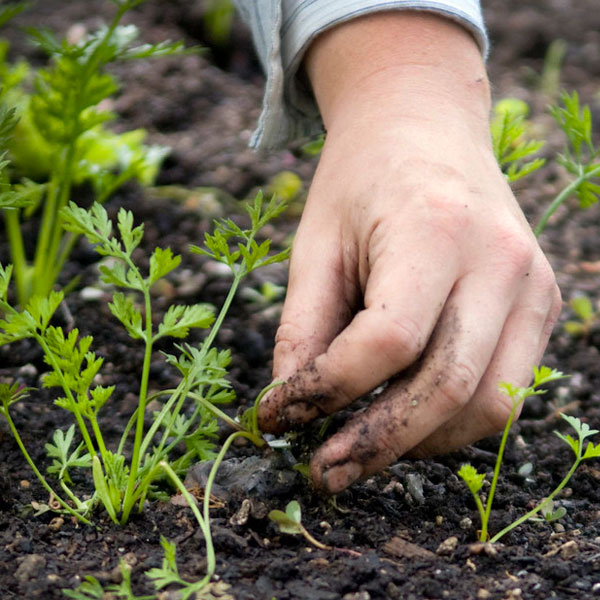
[583,442,600,460]
[0,263,12,302]
[117,208,144,255]
[148,246,181,285]
[554,430,580,456]
[268,509,302,535]
[458,463,485,495]
[533,365,567,387]
[156,303,214,340]
[286,499,302,523]
[92,455,119,523]
[45,425,92,481]
[108,292,144,339]
[62,575,105,599]
[145,536,183,590]
[572,296,595,320]
[0,381,31,415]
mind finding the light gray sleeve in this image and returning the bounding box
[233,1,488,150]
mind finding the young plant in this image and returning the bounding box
[563,295,599,337]
[534,91,600,236]
[0,191,289,529]
[0,0,190,306]
[458,365,600,543]
[269,500,331,551]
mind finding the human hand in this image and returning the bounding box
[258,12,561,493]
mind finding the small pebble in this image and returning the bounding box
[477,589,491,599]
[459,517,473,530]
[559,540,579,559]
[79,286,104,301]
[436,536,458,556]
[343,592,370,600]
[554,523,566,533]
[406,473,425,504]
[17,363,38,378]
[19,480,30,489]
[436,515,444,526]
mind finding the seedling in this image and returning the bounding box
[563,295,599,337]
[0,0,191,306]
[491,98,546,184]
[0,192,289,525]
[459,365,600,543]
[535,91,600,235]
[269,500,330,551]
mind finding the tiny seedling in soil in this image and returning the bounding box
[458,365,600,543]
[269,500,331,551]
[563,295,599,337]
[269,500,361,556]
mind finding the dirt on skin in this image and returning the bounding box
[2,1,600,599]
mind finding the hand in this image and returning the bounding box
[258,12,561,493]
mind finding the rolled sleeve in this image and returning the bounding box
[234,1,488,150]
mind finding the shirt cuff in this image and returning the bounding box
[249,1,488,150]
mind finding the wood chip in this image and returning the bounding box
[383,536,436,560]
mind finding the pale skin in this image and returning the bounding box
[257,12,562,494]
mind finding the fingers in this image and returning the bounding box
[307,271,522,493]
[309,260,560,494]
[407,275,562,457]
[258,229,461,433]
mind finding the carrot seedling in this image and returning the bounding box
[0,0,193,306]
[459,365,600,543]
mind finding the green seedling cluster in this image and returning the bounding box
[0,0,192,307]
[458,365,600,543]
[0,192,289,594]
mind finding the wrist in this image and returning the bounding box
[305,11,491,141]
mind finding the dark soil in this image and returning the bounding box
[2,1,600,599]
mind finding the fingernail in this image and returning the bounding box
[321,462,363,494]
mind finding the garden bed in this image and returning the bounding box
[1,1,600,598]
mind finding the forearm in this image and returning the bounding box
[305,11,491,141]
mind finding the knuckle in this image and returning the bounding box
[493,227,536,276]
[435,359,479,414]
[375,316,426,363]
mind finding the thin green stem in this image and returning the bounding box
[4,209,29,306]
[32,155,71,298]
[41,144,77,296]
[2,405,91,525]
[490,458,580,543]
[250,380,284,436]
[121,287,154,522]
[160,461,215,579]
[88,411,110,466]
[480,399,521,542]
[534,163,600,236]
[202,431,261,528]
[200,269,244,356]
